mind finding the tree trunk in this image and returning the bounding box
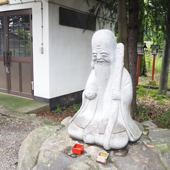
[128,0,138,115]
[137,0,146,77]
[159,7,170,95]
[118,0,129,70]
[159,39,170,94]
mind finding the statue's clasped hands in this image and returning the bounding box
[85,84,98,100]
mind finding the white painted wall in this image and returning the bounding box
[32,0,50,99]
[48,1,95,98]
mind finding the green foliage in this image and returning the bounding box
[84,0,117,29]
[135,104,149,122]
[71,103,81,113]
[157,109,170,128]
[144,0,169,45]
[136,87,170,128]
[144,54,170,87]
[145,55,152,71]
[154,57,162,73]
[137,86,170,100]
[145,55,162,73]
[136,86,157,98]
[147,89,158,97]
[18,28,30,56]
[18,28,29,40]
[150,90,169,100]
[153,94,170,100]
[52,103,81,114]
[139,113,149,122]
[136,86,147,97]
[53,104,66,113]
[148,81,157,86]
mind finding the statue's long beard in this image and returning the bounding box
[94,63,111,90]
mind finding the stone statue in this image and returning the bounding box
[68,29,142,150]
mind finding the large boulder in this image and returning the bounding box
[17,125,62,170]
[18,121,170,170]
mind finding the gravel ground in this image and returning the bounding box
[0,114,40,170]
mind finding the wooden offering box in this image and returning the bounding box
[72,144,84,155]
[96,151,109,164]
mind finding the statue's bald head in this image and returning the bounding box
[91,29,117,65]
[92,29,116,50]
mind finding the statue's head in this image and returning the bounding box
[91,29,117,67]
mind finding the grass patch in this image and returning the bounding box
[0,92,47,112]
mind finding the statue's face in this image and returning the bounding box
[92,42,113,65]
[91,30,116,66]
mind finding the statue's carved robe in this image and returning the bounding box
[69,67,142,142]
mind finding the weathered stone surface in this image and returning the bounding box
[29,113,37,119]
[32,166,37,170]
[17,125,62,170]
[135,121,144,132]
[36,129,74,169]
[18,118,170,170]
[98,163,118,170]
[66,156,99,170]
[37,152,73,170]
[149,128,170,142]
[113,148,128,157]
[142,121,158,129]
[152,142,170,169]
[66,161,92,170]
[61,116,71,127]
[136,134,151,145]
[110,144,166,170]
[164,152,170,169]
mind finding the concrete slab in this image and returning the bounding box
[0,92,49,114]
[0,106,59,126]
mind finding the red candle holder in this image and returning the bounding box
[72,144,84,155]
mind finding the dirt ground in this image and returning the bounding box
[0,114,40,170]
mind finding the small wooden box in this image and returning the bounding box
[96,151,109,164]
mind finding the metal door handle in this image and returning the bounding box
[6,67,9,74]
[3,51,11,67]
[7,51,11,66]
[3,51,5,66]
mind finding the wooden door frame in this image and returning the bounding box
[0,9,33,98]
[0,12,8,93]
